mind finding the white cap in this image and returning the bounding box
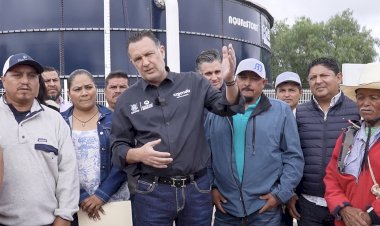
[275,71,302,88]
[235,58,266,79]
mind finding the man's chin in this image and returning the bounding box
[244,96,254,103]
[48,95,59,101]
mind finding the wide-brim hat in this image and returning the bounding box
[341,63,380,102]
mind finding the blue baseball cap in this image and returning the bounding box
[2,53,43,76]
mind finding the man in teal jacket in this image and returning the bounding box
[205,58,304,225]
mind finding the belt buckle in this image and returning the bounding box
[170,177,187,188]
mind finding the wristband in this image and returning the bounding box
[225,80,236,86]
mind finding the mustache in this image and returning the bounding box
[360,108,372,112]
[241,87,254,92]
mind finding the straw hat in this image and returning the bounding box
[341,63,380,102]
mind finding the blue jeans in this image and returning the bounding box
[214,206,281,226]
[131,174,213,226]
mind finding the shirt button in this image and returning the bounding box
[22,135,25,139]
[100,132,103,135]
[102,148,105,151]
[101,165,106,169]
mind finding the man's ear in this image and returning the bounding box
[160,45,165,60]
[337,72,343,84]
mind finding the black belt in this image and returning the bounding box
[140,168,206,188]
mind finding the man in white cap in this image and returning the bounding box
[0,53,79,225]
[275,71,302,114]
[205,58,304,225]
[324,63,380,226]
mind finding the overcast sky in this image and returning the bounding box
[254,0,380,59]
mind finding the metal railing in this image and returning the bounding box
[0,88,312,106]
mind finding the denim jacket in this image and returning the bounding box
[61,104,128,203]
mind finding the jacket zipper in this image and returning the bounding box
[227,117,248,217]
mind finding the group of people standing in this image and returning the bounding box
[1,30,380,226]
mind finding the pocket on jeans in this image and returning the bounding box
[135,179,156,194]
[193,176,211,194]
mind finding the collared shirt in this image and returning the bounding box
[303,91,342,207]
[313,91,342,120]
[343,125,380,179]
[111,71,243,177]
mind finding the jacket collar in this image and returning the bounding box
[249,93,271,118]
[141,67,173,91]
[311,91,345,110]
[61,104,111,122]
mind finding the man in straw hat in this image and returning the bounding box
[324,63,380,226]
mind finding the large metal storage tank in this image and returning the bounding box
[0,0,273,87]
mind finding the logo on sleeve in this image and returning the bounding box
[173,89,191,98]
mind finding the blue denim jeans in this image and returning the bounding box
[131,173,213,226]
[214,206,281,226]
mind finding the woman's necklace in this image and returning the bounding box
[72,110,99,127]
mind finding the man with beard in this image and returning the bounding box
[205,58,304,225]
[42,66,72,112]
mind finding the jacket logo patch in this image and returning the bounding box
[173,89,191,98]
[37,138,47,142]
[131,100,153,114]
[130,104,140,114]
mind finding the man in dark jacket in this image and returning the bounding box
[287,57,360,226]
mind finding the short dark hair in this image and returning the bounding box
[105,71,129,87]
[307,57,340,76]
[43,66,60,76]
[67,69,95,90]
[195,49,222,71]
[127,30,161,50]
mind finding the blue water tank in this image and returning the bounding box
[0,0,273,87]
